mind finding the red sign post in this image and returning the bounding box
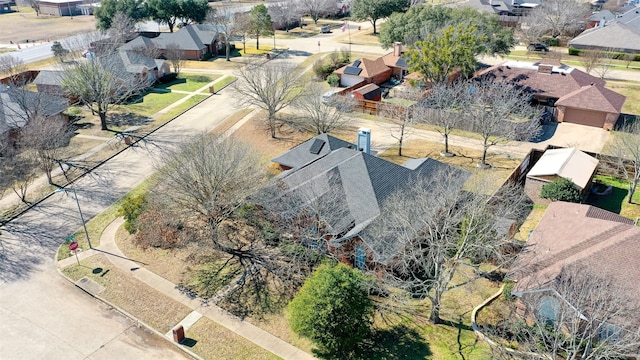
[69,241,79,265]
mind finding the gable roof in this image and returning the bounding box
[382,52,408,69]
[276,145,470,264]
[555,84,626,114]
[119,24,219,53]
[475,61,607,99]
[526,147,599,190]
[271,133,356,170]
[449,0,542,15]
[508,202,640,297]
[569,7,640,52]
[587,9,615,22]
[335,57,391,78]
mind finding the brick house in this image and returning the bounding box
[475,60,626,129]
[269,134,469,269]
[382,42,409,81]
[334,57,393,87]
[352,83,382,101]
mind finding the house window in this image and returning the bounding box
[354,246,366,269]
[538,296,561,325]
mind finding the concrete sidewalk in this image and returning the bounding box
[65,217,316,360]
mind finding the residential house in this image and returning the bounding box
[507,201,640,324]
[33,70,66,97]
[96,50,170,85]
[382,42,409,81]
[449,0,542,16]
[120,24,225,61]
[270,134,470,269]
[0,86,68,142]
[569,6,640,54]
[475,60,626,129]
[334,57,392,87]
[585,9,616,29]
[0,0,13,13]
[524,147,599,204]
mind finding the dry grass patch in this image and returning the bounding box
[0,12,96,44]
[184,58,246,71]
[61,254,191,331]
[606,81,640,115]
[210,108,254,136]
[514,204,547,241]
[380,140,523,192]
[188,317,282,360]
[245,311,314,353]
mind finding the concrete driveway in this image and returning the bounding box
[535,122,611,153]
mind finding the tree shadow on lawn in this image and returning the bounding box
[586,185,628,214]
[349,325,431,360]
[108,112,150,128]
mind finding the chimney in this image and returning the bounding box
[394,42,402,57]
[357,128,371,154]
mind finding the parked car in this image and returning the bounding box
[527,43,549,52]
[320,26,331,33]
[322,90,341,103]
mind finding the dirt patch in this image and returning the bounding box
[0,12,97,44]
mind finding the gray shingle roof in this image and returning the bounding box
[0,88,68,135]
[271,133,356,169]
[275,144,470,264]
[569,7,640,52]
[33,70,64,86]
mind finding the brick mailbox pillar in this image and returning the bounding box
[172,325,185,343]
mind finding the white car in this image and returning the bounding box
[322,90,341,103]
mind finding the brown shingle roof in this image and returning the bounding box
[555,84,626,114]
[508,202,640,297]
[475,61,606,100]
[335,57,391,78]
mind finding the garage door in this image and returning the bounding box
[340,74,364,87]
[563,108,606,128]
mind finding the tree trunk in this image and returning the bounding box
[242,37,246,54]
[372,19,377,35]
[269,115,276,138]
[444,133,449,154]
[45,169,53,185]
[256,32,260,50]
[99,111,108,131]
[225,42,230,61]
[168,21,175,33]
[629,180,638,204]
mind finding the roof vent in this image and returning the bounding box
[537,64,553,74]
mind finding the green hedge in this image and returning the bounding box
[568,48,640,61]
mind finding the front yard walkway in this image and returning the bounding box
[58,217,317,360]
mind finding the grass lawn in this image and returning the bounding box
[587,175,640,220]
[605,81,640,115]
[119,92,187,118]
[211,75,237,93]
[188,317,282,360]
[514,204,547,241]
[155,94,209,123]
[61,255,191,331]
[156,73,220,92]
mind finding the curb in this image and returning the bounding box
[56,260,204,360]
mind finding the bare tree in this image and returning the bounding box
[20,115,73,185]
[269,0,302,32]
[380,102,417,157]
[207,4,239,61]
[623,53,636,69]
[300,0,335,24]
[419,82,466,156]
[108,12,138,45]
[593,49,616,80]
[367,173,529,324]
[579,49,605,74]
[293,83,354,135]
[61,49,149,131]
[0,54,27,83]
[608,121,640,204]
[234,12,252,55]
[525,0,590,38]
[25,0,40,16]
[164,43,184,74]
[507,264,640,359]
[464,80,542,168]
[233,61,302,138]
